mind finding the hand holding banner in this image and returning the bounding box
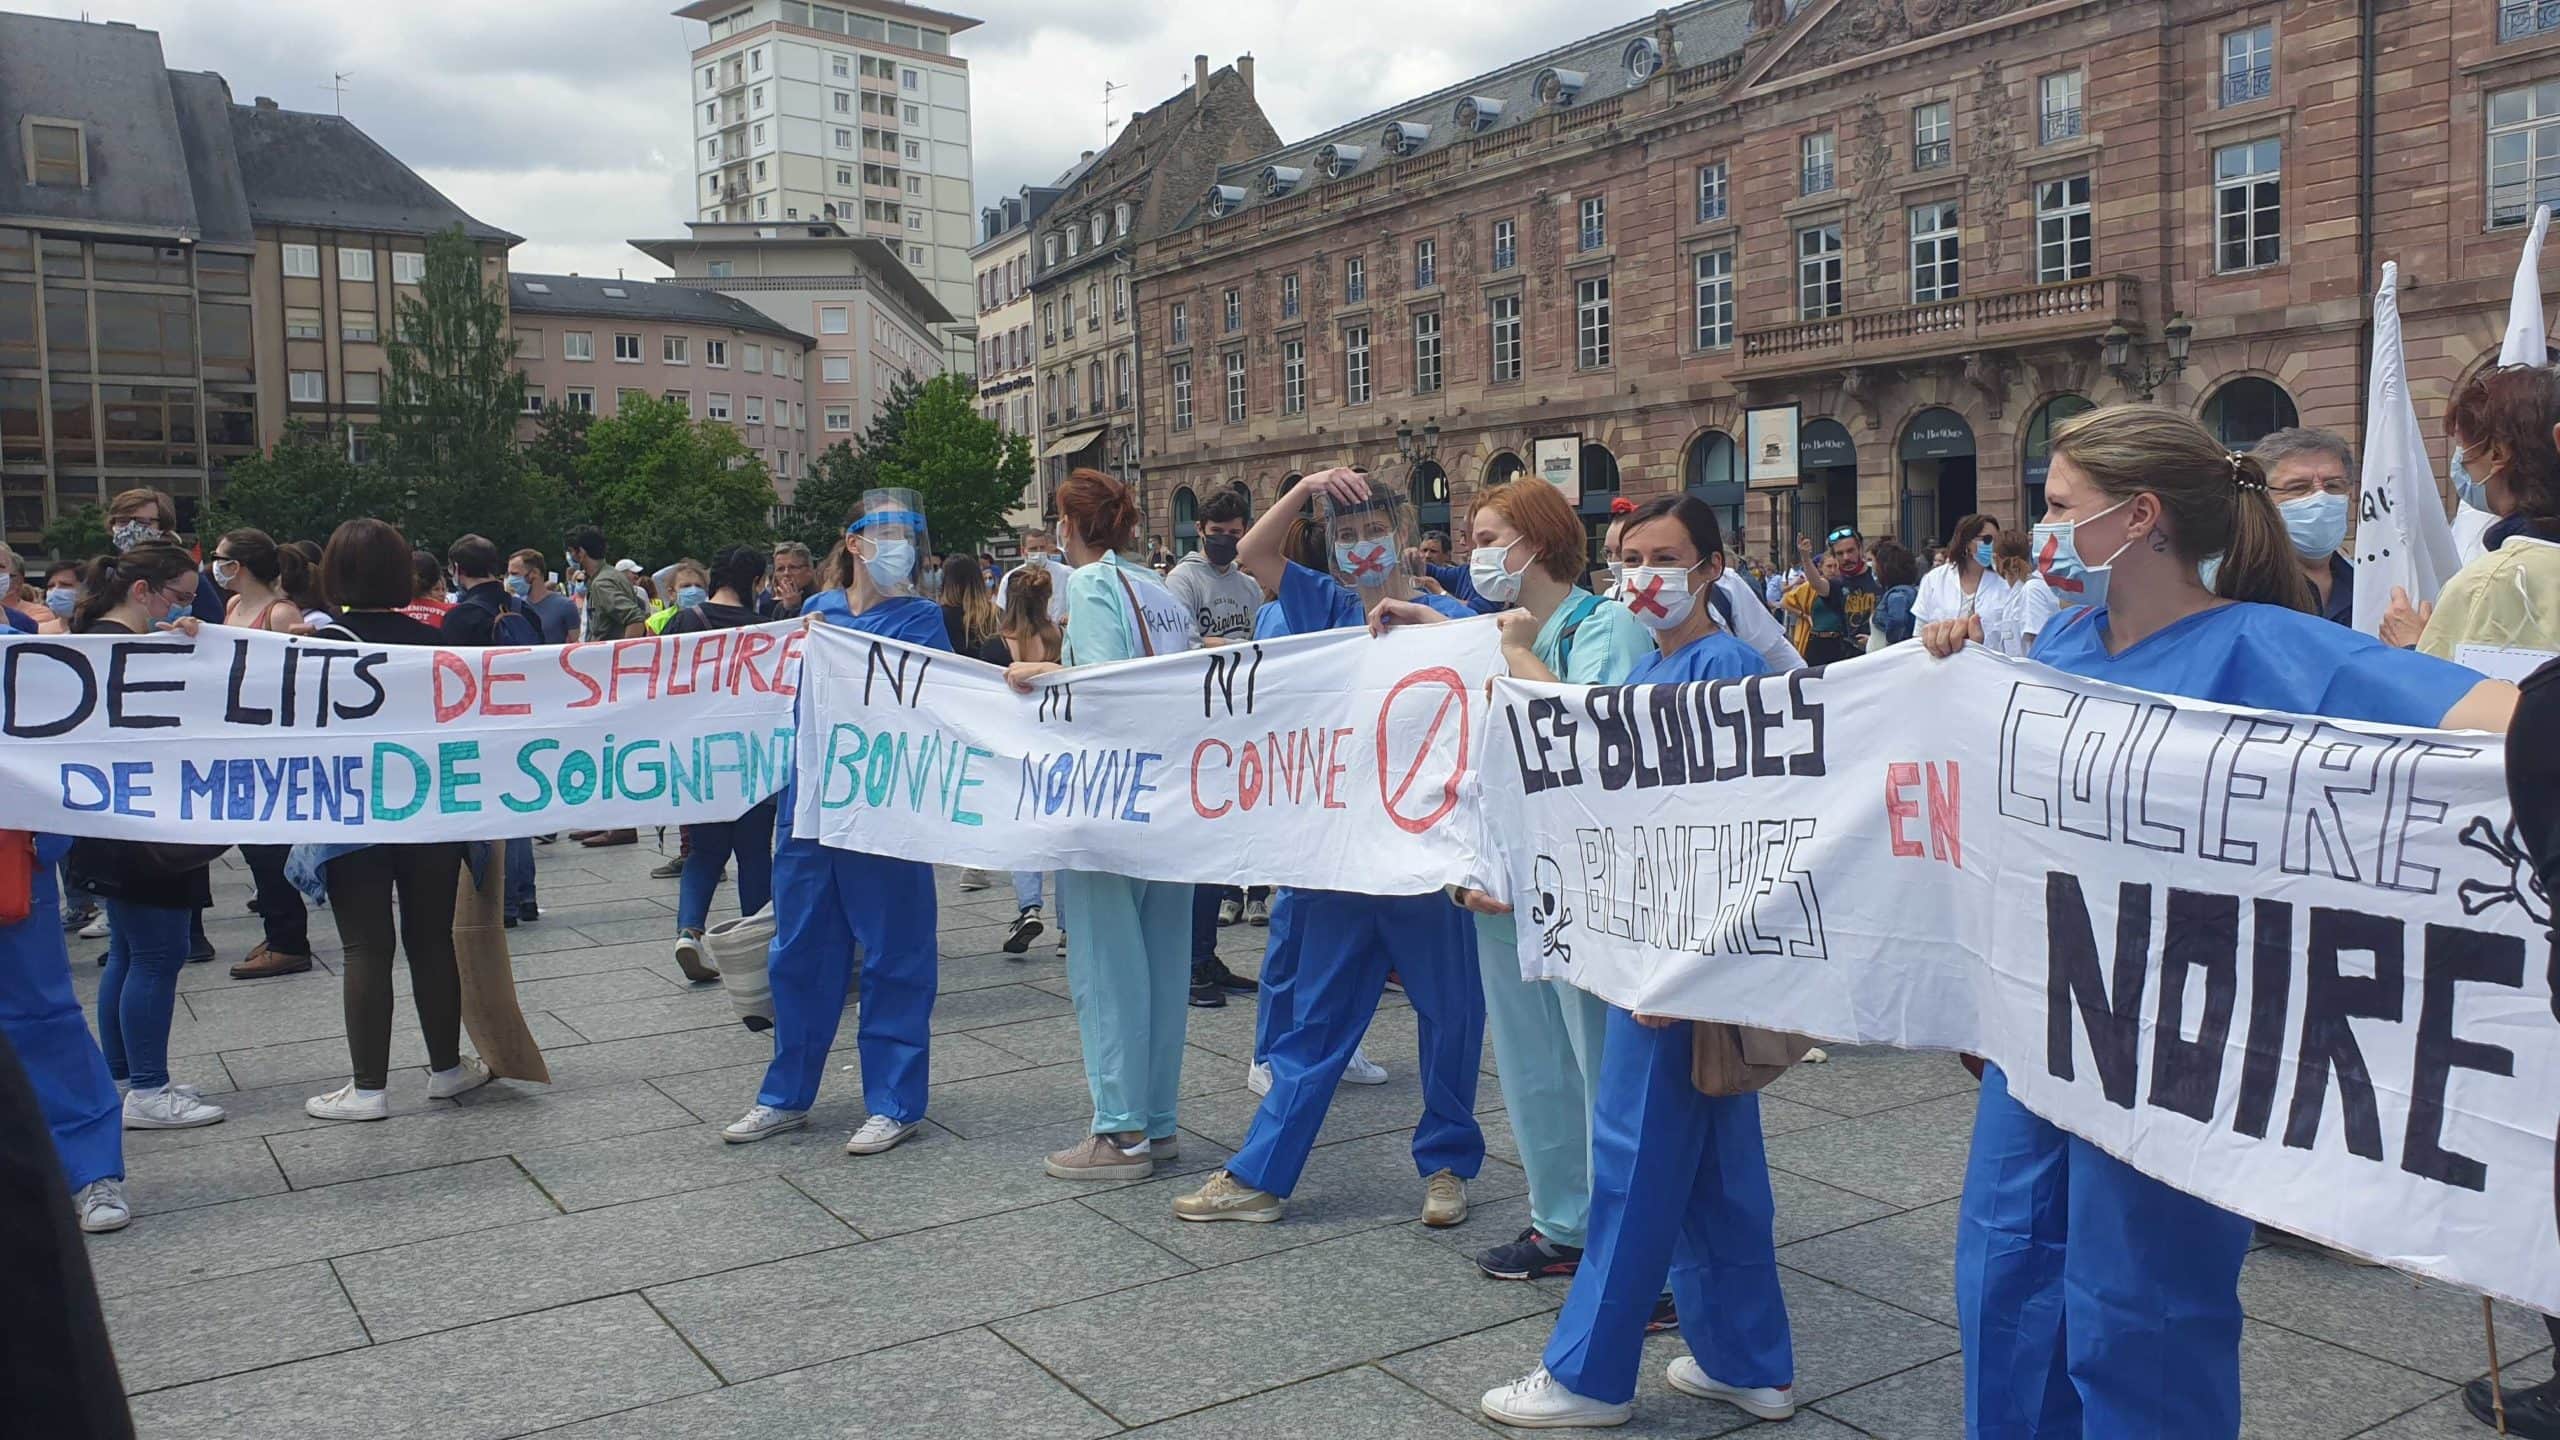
[1484,642,2560,1313]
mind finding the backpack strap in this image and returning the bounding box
[1552,590,1604,679]
[1112,567,1157,657]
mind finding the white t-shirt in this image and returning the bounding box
[2010,574,2066,650]
[995,554,1074,623]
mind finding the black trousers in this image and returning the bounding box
[241,844,310,955]
[0,1029,134,1438]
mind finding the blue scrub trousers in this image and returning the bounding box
[1955,1064,2252,1439]
[0,852,121,1190]
[677,798,776,934]
[1475,912,1610,1249]
[1250,889,1299,1066]
[1543,1011,1793,1406]
[756,835,937,1122]
[95,898,193,1091]
[1226,888,1482,1198]
[504,837,537,922]
[1059,870,1192,1140]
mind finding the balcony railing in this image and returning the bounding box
[1734,274,2141,377]
[2040,107,2085,143]
[1801,162,1835,194]
[2219,66,2273,103]
[2503,0,2560,39]
[1914,139,1952,170]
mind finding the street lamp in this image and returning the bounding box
[2102,313,2193,402]
[1396,419,1441,461]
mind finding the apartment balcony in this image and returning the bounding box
[1731,275,2141,378]
[2503,0,2560,40]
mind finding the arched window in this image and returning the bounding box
[1411,460,1451,534]
[1483,451,1525,487]
[2201,377,2299,451]
[1683,429,1745,544]
[1173,486,1199,552]
[2021,394,2093,520]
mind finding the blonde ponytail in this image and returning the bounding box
[2051,406,2314,613]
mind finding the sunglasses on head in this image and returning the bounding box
[1826,527,1859,544]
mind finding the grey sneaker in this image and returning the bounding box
[76,1177,131,1234]
[723,1104,808,1143]
[1046,1131,1153,1180]
[1172,1168,1282,1223]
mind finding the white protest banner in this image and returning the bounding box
[1485,642,2560,1313]
[0,623,806,841]
[792,618,1502,895]
[2354,261,2467,629]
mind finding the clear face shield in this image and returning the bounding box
[845,488,930,599]
[1322,482,1414,591]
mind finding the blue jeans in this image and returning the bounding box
[1012,870,1044,911]
[677,798,776,934]
[504,837,537,920]
[95,899,192,1090]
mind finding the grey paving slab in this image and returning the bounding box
[1178,1066,1473,1153]
[925,979,1078,1032]
[535,1326,1119,1440]
[333,1176,856,1340]
[1758,1093,1849,1137]
[639,1029,1034,1125]
[2351,1391,2511,1438]
[919,1049,1237,1139]
[101,1261,369,1395]
[1763,1046,1983,1118]
[212,1011,587,1091]
[1780,1198,1962,1323]
[124,1294,716,1440]
[995,1228,1557,1426]
[2239,1319,2454,1439]
[647,1197,1193,1382]
[87,1157,556,1300]
[126,1133,290,1216]
[1769,1167,1904,1246]
[787,1120,1232,1238]
[515,1119,854,1212]
[2239,1244,2548,1383]
[263,1082,700,1188]
[1120,1365,1500,1439]
[545,986,742,1043]
[120,1074,438,1157]
[501,1020,775,1093]
[1811,1352,1965,1439]
[1078,1127,1531,1267]
[1761,1092,1978,1209]
[1388,1314,1799,1439]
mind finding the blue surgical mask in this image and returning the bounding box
[570,581,587,599]
[45,586,76,617]
[2198,554,2223,593]
[504,574,531,599]
[2453,449,2489,512]
[1334,538,1394,588]
[2029,498,2135,610]
[160,589,194,626]
[1971,540,1995,569]
[863,537,917,592]
[677,584,707,610]
[2279,490,2350,559]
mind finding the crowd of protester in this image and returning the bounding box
[3,372,2558,1437]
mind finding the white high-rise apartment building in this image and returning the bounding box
[676,0,979,368]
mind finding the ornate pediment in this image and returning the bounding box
[1767,0,2028,81]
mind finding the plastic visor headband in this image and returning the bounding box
[845,510,927,536]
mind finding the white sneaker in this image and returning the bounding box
[1344,1048,1389,1085]
[1217,898,1243,926]
[1480,1367,1632,1428]
[124,1085,225,1129]
[76,1177,131,1233]
[958,869,993,891]
[79,914,109,940]
[1664,1356,1796,1420]
[304,1083,388,1122]
[1248,1060,1272,1095]
[427,1056,494,1099]
[845,1114,919,1155]
[1802,1046,1830,1064]
[723,1104,807,1143]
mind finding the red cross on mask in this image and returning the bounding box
[1624,573,1672,618]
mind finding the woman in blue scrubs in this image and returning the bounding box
[724,490,954,1157]
[1173,466,1486,1227]
[0,832,127,1232]
[1481,494,1798,1429]
[1920,405,2515,1440]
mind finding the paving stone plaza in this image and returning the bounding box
[78,840,2541,1438]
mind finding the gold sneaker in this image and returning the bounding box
[1422,1169,1469,1227]
[1172,1168,1282,1223]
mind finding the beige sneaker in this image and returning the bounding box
[1046,1131,1153,1181]
[1150,1133,1179,1161]
[1422,1168,1468,1227]
[1172,1168,1282,1223]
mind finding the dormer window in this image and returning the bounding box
[1261,165,1304,198]
[1380,121,1430,157]
[1454,96,1504,132]
[1115,202,1132,234]
[1090,213,1106,245]
[1534,68,1587,108]
[1318,143,1365,178]
[25,119,86,188]
[1206,184,1245,218]
[1624,36,1664,81]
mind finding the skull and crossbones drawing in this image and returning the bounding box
[1528,856,1573,965]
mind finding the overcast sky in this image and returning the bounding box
[17,0,1613,280]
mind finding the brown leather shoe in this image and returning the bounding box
[230,947,312,979]
[579,829,639,848]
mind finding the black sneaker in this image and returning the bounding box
[503,913,519,929]
[1003,907,1044,957]
[188,936,216,965]
[2467,1377,2560,1440]
[1189,968,1228,1008]
[1475,1228,1585,1281]
[1200,956,1256,995]
[1646,1293,1679,1334]
[519,901,539,924]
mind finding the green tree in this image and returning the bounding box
[202,424,405,547]
[785,370,923,552]
[575,394,776,566]
[39,504,109,563]
[378,226,555,551]
[524,403,593,498]
[877,373,1032,557]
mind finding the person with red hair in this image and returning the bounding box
[2392,365,2560,662]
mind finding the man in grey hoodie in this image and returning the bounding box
[1164,488,1272,1002]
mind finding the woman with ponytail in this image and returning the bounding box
[1921,404,2514,1440]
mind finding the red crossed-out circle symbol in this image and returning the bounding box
[1376,666,1470,835]
[1623,573,1672,619]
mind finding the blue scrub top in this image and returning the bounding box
[1253,598,1288,641]
[1276,559,1472,637]
[1627,627,1770,686]
[2,606,32,634]
[2032,600,2477,727]
[1428,561,1507,616]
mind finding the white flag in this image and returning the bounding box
[2501,205,2550,365]
[2352,261,2465,631]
